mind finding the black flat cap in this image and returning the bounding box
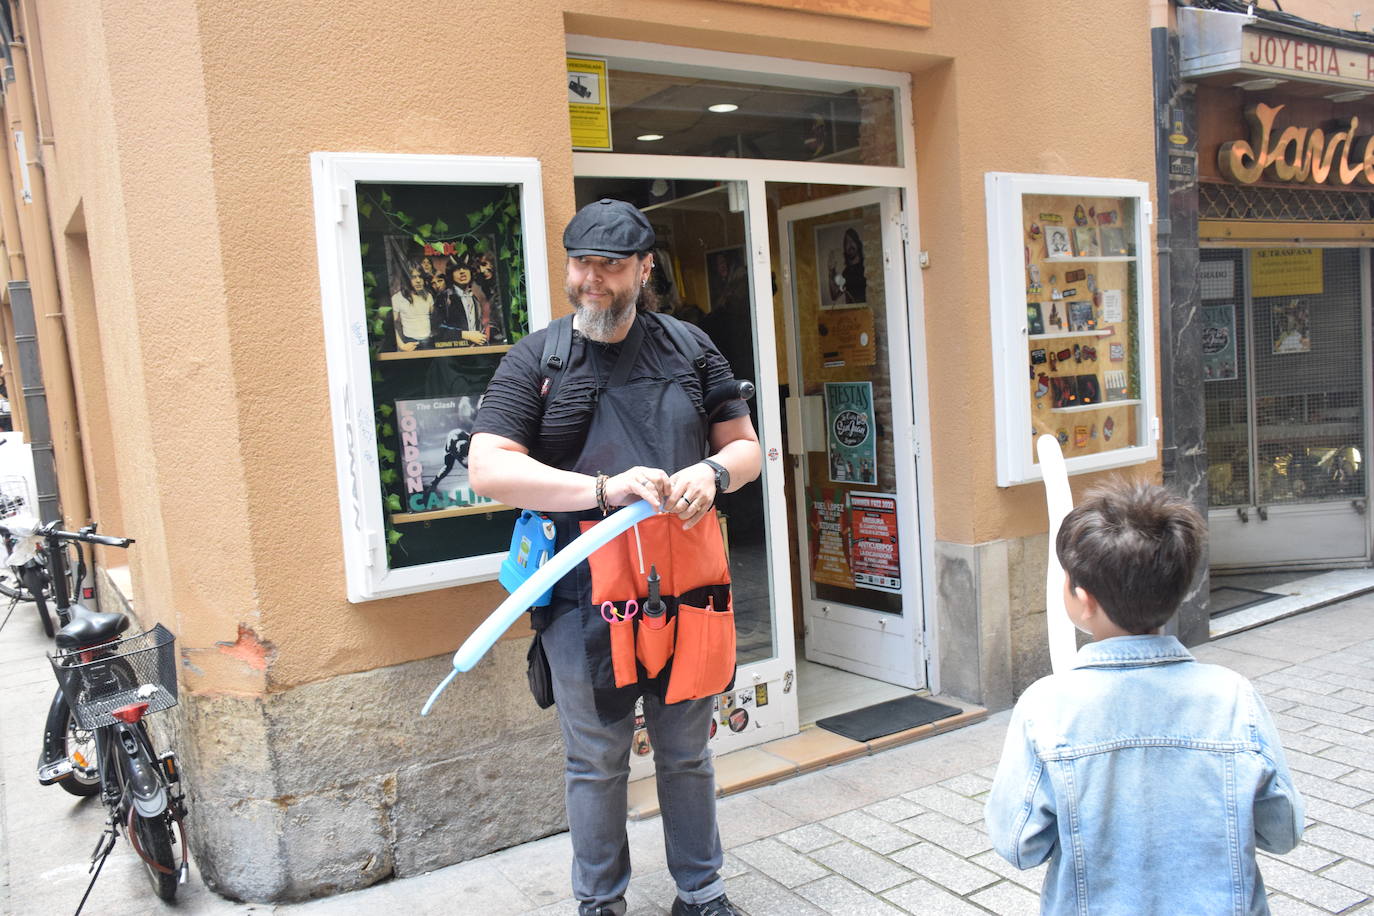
[563,198,655,258]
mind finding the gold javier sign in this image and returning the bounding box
[1219,102,1374,186]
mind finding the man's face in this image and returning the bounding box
[477,256,494,279]
[454,267,473,286]
[409,272,425,292]
[565,254,647,340]
[430,275,446,293]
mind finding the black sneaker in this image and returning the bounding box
[578,901,625,916]
[670,895,739,916]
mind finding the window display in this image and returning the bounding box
[986,174,1157,486]
[312,154,550,601]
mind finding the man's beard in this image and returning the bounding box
[568,284,637,341]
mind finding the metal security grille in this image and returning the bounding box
[1204,248,1367,509]
[1201,182,1374,222]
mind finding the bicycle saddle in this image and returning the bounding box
[55,603,130,650]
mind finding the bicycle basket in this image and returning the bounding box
[0,476,29,519]
[48,623,178,730]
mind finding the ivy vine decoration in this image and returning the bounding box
[355,184,528,565]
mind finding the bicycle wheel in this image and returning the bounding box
[129,808,179,901]
[43,692,100,796]
[0,567,25,600]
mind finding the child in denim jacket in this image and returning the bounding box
[986,480,1304,915]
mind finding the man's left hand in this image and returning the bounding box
[667,462,718,531]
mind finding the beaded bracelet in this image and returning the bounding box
[595,473,610,516]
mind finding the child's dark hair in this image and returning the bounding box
[1055,478,1205,633]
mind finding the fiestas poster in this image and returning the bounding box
[849,492,901,591]
[807,487,853,589]
[824,381,876,484]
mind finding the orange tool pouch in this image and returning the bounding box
[583,509,735,699]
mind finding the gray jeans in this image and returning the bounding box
[543,606,726,910]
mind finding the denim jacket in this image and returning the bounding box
[985,635,1304,916]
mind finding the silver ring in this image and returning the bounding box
[680,496,691,506]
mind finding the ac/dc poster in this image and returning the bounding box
[385,234,508,352]
[394,396,495,514]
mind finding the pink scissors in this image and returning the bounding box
[600,599,638,623]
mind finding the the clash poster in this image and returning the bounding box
[394,396,494,515]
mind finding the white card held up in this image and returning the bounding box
[1037,435,1078,675]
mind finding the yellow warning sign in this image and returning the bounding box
[1252,248,1323,298]
[567,57,611,151]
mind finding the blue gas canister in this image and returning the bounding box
[499,510,557,607]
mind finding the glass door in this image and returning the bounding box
[1203,247,1372,568]
[778,187,925,689]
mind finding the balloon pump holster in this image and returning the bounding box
[499,511,557,607]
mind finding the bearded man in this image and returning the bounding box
[468,198,759,916]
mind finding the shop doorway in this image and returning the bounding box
[1201,247,1373,571]
[568,36,935,767]
[572,170,927,760]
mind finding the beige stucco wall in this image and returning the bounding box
[30,0,1158,694]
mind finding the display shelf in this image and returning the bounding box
[1050,398,1140,414]
[377,344,513,361]
[1028,329,1114,340]
[391,502,512,524]
[1043,255,1138,263]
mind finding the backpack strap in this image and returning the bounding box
[538,311,710,410]
[646,311,710,389]
[538,314,575,405]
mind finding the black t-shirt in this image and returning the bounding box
[472,314,748,470]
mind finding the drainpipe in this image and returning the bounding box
[2,11,88,527]
[0,79,28,438]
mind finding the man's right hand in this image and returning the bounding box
[603,466,669,511]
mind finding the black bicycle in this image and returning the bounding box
[3,519,190,909]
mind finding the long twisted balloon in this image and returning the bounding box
[422,499,657,715]
[1036,435,1078,675]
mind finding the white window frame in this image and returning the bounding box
[986,172,1158,487]
[310,152,551,602]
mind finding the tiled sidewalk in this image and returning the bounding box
[6,595,1374,914]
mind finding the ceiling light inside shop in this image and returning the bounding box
[1326,89,1371,103]
[708,103,739,113]
[1233,77,1283,91]
[636,133,665,141]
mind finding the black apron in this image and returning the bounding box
[548,315,709,722]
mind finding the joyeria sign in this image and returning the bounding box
[1220,102,1374,186]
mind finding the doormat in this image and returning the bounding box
[816,695,962,743]
[1208,586,1284,619]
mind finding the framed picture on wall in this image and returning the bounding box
[705,246,748,316]
[814,219,868,309]
[312,152,551,602]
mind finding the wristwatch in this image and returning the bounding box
[701,458,730,497]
